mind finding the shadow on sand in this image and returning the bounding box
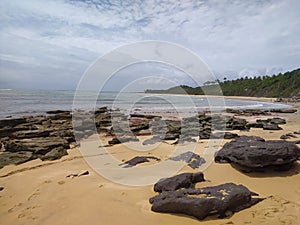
[230,161,300,178]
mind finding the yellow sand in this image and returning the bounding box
[0,100,299,225]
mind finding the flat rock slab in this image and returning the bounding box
[0,151,33,168]
[215,136,300,170]
[119,156,160,168]
[154,172,205,192]
[150,182,264,220]
[263,124,282,130]
[168,151,206,169]
[108,136,139,145]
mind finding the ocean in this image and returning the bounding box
[0,89,291,119]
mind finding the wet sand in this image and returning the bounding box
[0,99,299,225]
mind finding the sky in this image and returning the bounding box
[0,0,300,91]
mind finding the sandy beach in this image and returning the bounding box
[0,98,299,225]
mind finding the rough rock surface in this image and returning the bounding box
[0,107,297,168]
[168,152,206,169]
[149,182,264,220]
[215,136,300,169]
[119,156,160,168]
[263,124,282,130]
[108,136,139,145]
[154,172,205,192]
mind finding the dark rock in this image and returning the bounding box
[0,186,3,191]
[108,136,139,145]
[294,131,300,135]
[46,110,71,114]
[0,151,33,168]
[130,114,161,119]
[40,147,68,160]
[0,117,28,128]
[165,120,181,133]
[142,136,162,145]
[210,132,239,139]
[246,123,264,129]
[199,131,211,139]
[230,117,248,130]
[149,182,264,220]
[291,140,300,145]
[119,156,160,168]
[171,137,197,145]
[270,118,286,125]
[270,109,297,113]
[4,137,69,155]
[286,133,297,138]
[154,172,205,192]
[12,130,50,139]
[162,133,179,140]
[226,108,269,116]
[280,135,290,139]
[130,123,149,132]
[215,136,300,169]
[168,152,206,169]
[263,124,282,130]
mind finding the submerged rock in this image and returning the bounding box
[150,182,264,220]
[215,136,300,170]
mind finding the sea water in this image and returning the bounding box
[0,89,291,119]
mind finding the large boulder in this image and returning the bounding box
[215,136,300,170]
[149,182,264,220]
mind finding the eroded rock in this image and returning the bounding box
[154,172,205,192]
[168,151,206,169]
[215,136,300,170]
[150,182,264,220]
[119,156,160,168]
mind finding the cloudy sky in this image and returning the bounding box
[0,0,299,91]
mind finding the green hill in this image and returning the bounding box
[145,68,300,98]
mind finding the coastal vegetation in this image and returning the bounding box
[145,68,300,98]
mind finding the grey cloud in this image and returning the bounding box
[0,0,299,90]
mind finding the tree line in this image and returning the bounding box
[145,68,300,98]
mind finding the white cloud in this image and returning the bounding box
[0,0,299,90]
